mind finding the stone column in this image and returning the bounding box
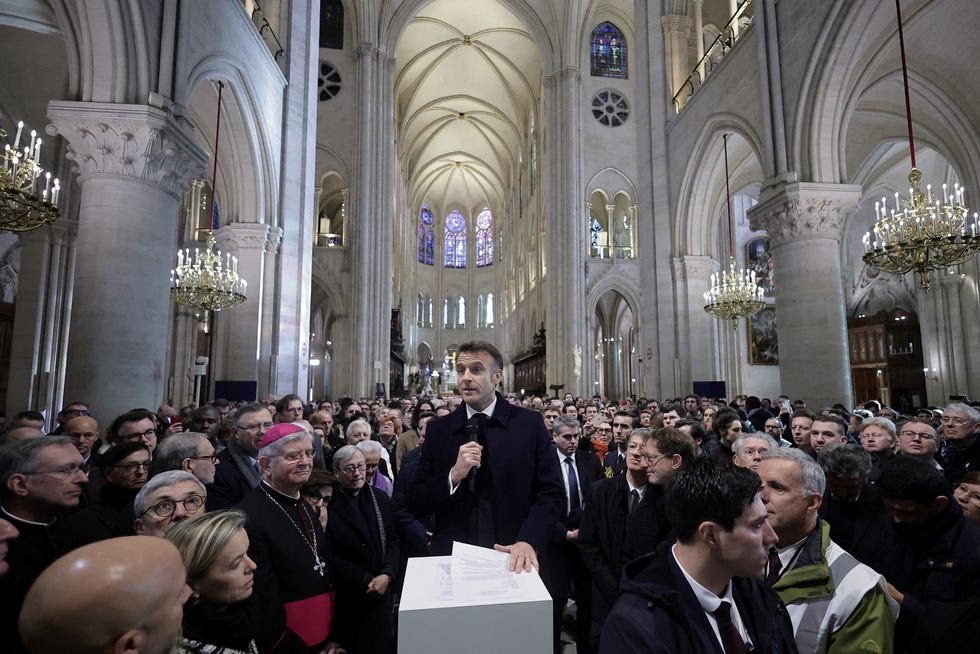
[214,222,273,383]
[748,181,862,408]
[693,0,705,82]
[47,101,206,421]
[543,68,587,396]
[671,255,718,391]
[661,15,692,110]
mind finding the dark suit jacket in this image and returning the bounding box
[602,448,627,476]
[548,447,604,543]
[207,437,261,511]
[409,392,564,555]
[391,446,431,556]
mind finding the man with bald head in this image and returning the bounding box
[19,535,190,654]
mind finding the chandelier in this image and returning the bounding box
[170,81,247,311]
[704,134,766,330]
[1,121,61,232]
[861,0,980,290]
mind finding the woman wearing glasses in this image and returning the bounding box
[166,510,260,654]
[55,441,150,550]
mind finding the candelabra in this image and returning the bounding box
[1,121,61,232]
[170,232,247,310]
[861,0,980,289]
[704,257,766,331]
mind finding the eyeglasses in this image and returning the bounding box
[303,494,331,506]
[340,462,366,474]
[596,427,613,434]
[118,428,156,443]
[26,463,89,478]
[941,416,971,426]
[642,453,668,465]
[140,494,206,518]
[273,449,315,463]
[238,421,274,432]
[188,455,218,464]
[899,430,938,442]
[110,460,151,472]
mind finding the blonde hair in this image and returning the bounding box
[165,510,247,582]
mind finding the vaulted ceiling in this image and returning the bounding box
[394,0,542,216]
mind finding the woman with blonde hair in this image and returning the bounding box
[166,510,259,654]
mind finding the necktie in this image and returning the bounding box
[712,601,749,654]
[766,547,782,586]
[564,457,580,514]
[629,488,639,514]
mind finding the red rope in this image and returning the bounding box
[209,81,224,233]
[895,0,916,168]
[723,133,733,257]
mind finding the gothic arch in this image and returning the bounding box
[674,115,764,257]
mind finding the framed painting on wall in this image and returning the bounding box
[749,305,778,365]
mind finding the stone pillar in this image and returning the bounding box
[671,255,718,391]
[543,68,587,397]
[47,101,206,421]
[661,15,691,109]
[348,44,394,398]
[693,0,705,81]
[214,222,274,383]
[728,0,740,38]
[748,181,862,408]
[6,220,76,421]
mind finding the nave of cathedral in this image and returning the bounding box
[0,0,978,418]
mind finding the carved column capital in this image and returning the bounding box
[46,101,207,197]
[748,181,862,247]
[671,255,716,282]
[661,15,691,34]
[215,222,274,252]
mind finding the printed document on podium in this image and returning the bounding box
[450,541,542,603]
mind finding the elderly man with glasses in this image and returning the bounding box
[0,436,88,653]
[133,470,206,537]
[236,422,343,654]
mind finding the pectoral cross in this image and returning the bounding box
[314,556,326,576]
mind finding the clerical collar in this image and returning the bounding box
[465,397,497,420]
[1,505,51,527]
[261,480,301,501]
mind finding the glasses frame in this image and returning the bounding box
[140,493,206,518]
[109,460,152,472]
[25,463,89,477]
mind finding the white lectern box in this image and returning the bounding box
[398,554,553,654]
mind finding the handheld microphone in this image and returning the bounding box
[465,416,480,493]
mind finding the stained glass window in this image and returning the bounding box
[475,208,494,267]
[591,22,627,79]
[319,0,344,49]
[417,204,434,265]
[444,210,467,268]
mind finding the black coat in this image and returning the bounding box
[391,446,431,557]
[599,543,798,654]
[208,437,262,511]
[0,512,62,654]
[236,483,333,653]
[602,449,627,476]
[53,482,137,550]
[409,393,564,555]
[326,485,399,654]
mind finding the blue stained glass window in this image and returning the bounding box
[476,208,494,267]
[591,22,628,79]
[444,210,467,268]
[418,204,434,265]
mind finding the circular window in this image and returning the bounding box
[591,90,628,127]
[318,62,342,101]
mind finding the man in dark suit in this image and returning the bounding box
[207,403,270,510]
[577,430,650,650]
[410,340,564,572]
[541,415,603,653]
[601,411,634,476]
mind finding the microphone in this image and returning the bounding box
[465,415,481,493]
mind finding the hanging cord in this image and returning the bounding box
[895,0,916,168]
[209,81,224,232]
[723,133,733,257]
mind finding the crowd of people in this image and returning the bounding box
[0,340,978,654]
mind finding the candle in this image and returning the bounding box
[28,130,35,156]
[13,121,23,148]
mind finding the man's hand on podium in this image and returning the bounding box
[495,541,537,573]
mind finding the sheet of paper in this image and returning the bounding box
[450,541,540,602]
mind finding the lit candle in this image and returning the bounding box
[927,184,932,202]
[13,121,23,148]
[52,180,59,206]
[178,250,183,266]
[28,130,36,156]
[34,137,41,161]
[44,172,51,194]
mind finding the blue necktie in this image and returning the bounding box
[565,456,580,515]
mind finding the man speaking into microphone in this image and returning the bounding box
[410,341,564,572]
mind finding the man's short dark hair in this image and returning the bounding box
[107,409,155,444]
[792,408,818,422]
[211,398,229,409]
[275,394,303,414]
[661,403,685,417]
[9,411,45,429]
[674,418,707,444]
[666,458,761,542]
[234,402,269,426]
[100,441,151,468]
[613,410,636,426]
[812,414,850,436]
[649,427,697,468]
[817,442,871,480]
[457,341,504,372]
[713,409,741,434]
[878,456,950,505]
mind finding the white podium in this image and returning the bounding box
[398,553,553,654]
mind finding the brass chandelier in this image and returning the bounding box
[703,133,766,330]
[861,0,980,290]
[170,81,247,311]
[1,121,61,232]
